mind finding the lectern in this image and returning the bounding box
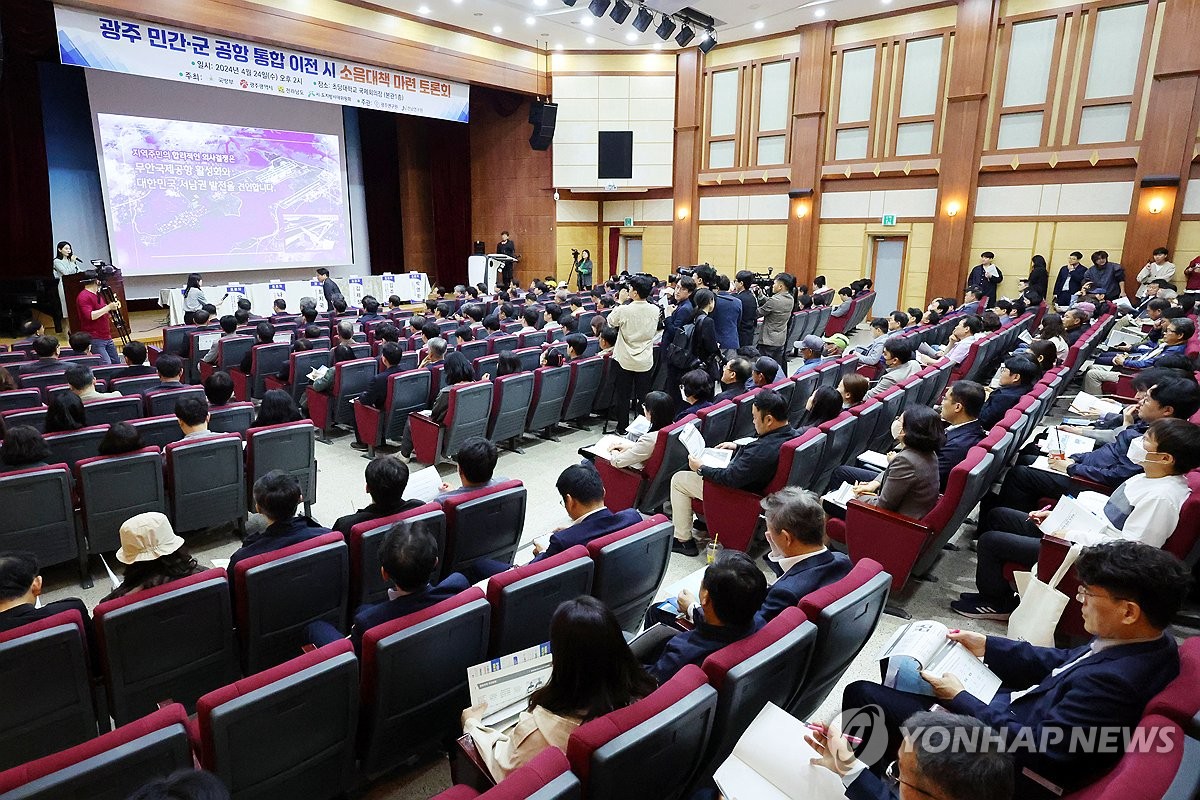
[63,270,128,339]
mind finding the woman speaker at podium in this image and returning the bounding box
[53,240,85,327]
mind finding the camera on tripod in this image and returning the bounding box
[571,248,580,260]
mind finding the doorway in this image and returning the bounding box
[870,237,906,316]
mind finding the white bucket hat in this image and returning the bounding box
[116,512,185,564]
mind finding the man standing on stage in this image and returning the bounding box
[315,268,341,306]
[496,231,517,286]
[75,271,121,365]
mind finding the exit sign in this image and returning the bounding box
[624,216,634,227]
[882,214,897,226]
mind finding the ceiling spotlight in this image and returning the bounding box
[625,31,638,41]
[675,24,695,46]
[586,35,595,43]
[655,14,676,40]
[698,29,716,53]
[533,0,547,4]
[632,6,653,32]
[652,41,662,49]
[588,0,611,17]
[581,16,593,26]
[493,24,503,32]
[554,43,564,50]
[814,7,825,16]
[754,20,764,30]
[525,16,535,24]
[610,0,632,23]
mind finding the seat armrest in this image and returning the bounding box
[843,500,933,592]
[229,369,250,401]
[593,457,643,513]
[449,734,496,793]
[1069,475,1113,495]
[409,412,443,463]
[306,387,331,431]
[701,480,765,552]
[148,345,162,365]
[353,401,383,447]
[1035,534,1073,581]
[198,361,215,382]
[263,376,287,392]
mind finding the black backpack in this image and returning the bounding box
[666,322,699,370]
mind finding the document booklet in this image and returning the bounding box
[580,434,632,460]
[679,422,734,469]
[879,620,1001,703]
[713,702,847,800]
[857,450,889,470]
[821,481,857,509]
[1106,328,1145,348]
[467,642,554,730]
[1037,495,1104,535]
[307,364,330,382]
[1017,329,1034,345]
[1068,392,1123,417]
[1040,427,1096,458]
[406,466,442,503]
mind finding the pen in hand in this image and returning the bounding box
[804,722,863,745]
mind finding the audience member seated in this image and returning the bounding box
[201,316,240,364]
[228,471,331,574]
[793,335,827,374]
[65,364,120,404]
[144,354,186,394]
[175,396,217,441]
[844,541,1191,794]
[333,455,426,537]
[307,525,468,653]
[918,315,985,367]
[1082,318,1194,395]
[531,464,642,562]
[675,368,714,421]
[644,550,766,683]
[809,711,1013,800]
[45,392,86,433]
[796,386,843,429]
[15,319,44,344]
[98,421,145,456]
[955,417,1200,620]
[1032,313,1069,360]
[669,389,799,556]
[125,769,231,800]
[0,551,95,657]
[748,356,780,390]
[826,406,942,523]
[563,333,588,361]
[67,331,92,356]
[24,335,64,375]
[714,358,752,404]
[310,343,357,396]
[837,374,870,409]
[1063,307,1090,346]
[978,356,1038,430]
[100,512,205,603]
[606,391,675,471]
[985,377,1200,512]
[461,596,656,782]
[0,367,16,392]
[0,426,51,472]
[865,337,922,399]
[113,341,155,379]
[238,322,276,373]
[251,389,303,428]
[541,348,564,369]
[203,370,236,408]
[1026,339,1058,375]
[420,337,447,369]
[394,350,474,459]
[436,437,507,500]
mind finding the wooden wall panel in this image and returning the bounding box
[394,114,435,274]
[672,51,703,267]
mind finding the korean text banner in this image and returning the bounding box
[55,5,470,123]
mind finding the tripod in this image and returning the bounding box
[97,278,133,346]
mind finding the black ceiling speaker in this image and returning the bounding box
[698,30,716,53]
[528,101,558,151]
[632,6,653,31]
[588,0,611,17]
[610,0,632,24]
[563,0,579,5]
[655,15,677,40]
[675,24,695,46]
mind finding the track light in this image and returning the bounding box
[632,6,653,31]
[588,0,611,17]
[698,29,716,53]
[610,0,632,23]
[655,14,677,40]
[675,24,695,46]
[562,0,579,5]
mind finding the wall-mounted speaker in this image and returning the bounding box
[528,101,558,151]
[598,130,633,179]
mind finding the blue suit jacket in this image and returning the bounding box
[938,420,985,490]
[533,508,643,562]
[712,293,742,350]
[978,384,1028,430]
[228,516,332,576]
[754,550,853,628]
[948,634,1179,789]
[350,572,470,651]
[846,770,895,800]
[646,621,755,684]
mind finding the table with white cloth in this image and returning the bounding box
[159,273,431,326]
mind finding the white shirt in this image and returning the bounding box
[1061,473,1189,548]
[767,546,829,581]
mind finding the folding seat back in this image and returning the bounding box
[40,383,71,407]
[789,559,891,719]
[123,416,181,450]
[442,480,527,577]
[457,340,488,363]
[585,515,673,632]
[1144,638,1200,726]
[271,349,332,402]
[0,610,97,771]
[93,570,240,725]
[233,532,349,672]
[526,365,572,434]
[358,590,491,776]
[351,342,375,360]
[164,434,246,532]
[696,401,735,447]
[43,424,109,468]
[109,375,160,396]
[845,399,882,464]
[196,641,359,800]
[869,387,906,452]
[0,389,42,413]
[814,304,833,337]
[82,396,143,426]
[488,334,518,355]
[815,359,841,391]
[486,546,594,656]
[728,389,761,440]
[562,356,605,422]
[411,382,495,464]
[567,665,717,800]
[788,370,819,427]
[784,428,828,490]
[207,401,256,436]
[353,369,431,456]
[0,465,79,571]
[810,411,857,494]
[306,357,376,433]
[237,342,291,400]
[209,335,254,376]
[349,503,446,607]
[160,325,194,357]
[245,421,318,514]
[591,354,615,415]
[514,346,543,373]
[518,330,547,349]
[0,704,193,800]
[912,449,994,577]
[785,311,807,352]
[18,371,67,397]
[143,386,206,417]
[488,372,535,444]
[764,377,795,410]
[0,406,46,434]
[76,448,168,554]
[699,608,818,783]
[473,354,500,380]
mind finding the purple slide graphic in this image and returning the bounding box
[97,113,350,274]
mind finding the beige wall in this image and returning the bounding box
[968,220,1128,300]
[697,224,788,275]
[816,222,933,312]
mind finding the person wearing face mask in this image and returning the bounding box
[1081,318,1194,395]
[953,417,1200,620]
[674,369,715,422]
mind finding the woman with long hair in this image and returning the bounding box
[1026,255,1049,303]
[182,273,207,325]
[0,426,51,470]
[462,596,656,781]
[0,367,16,392]
[798,385,843,429]
[1034,312,1068,360]
[607,391,676,470]
[252,389,303,428]
[399,351,475,460]
[45,392,86,433]
[689,288,722,383]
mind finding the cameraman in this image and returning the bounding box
[758,273,798,367]
[606,274,661,434]
[75,270,121,365]
[572,248,593,291]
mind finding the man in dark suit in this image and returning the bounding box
[733,271,760,348]
[111,340,156,378]
[228,471,331,575]
[238,321,276,374]
[140,353,188,395]
[315,268,341,306]
[978,356,1037,430]
[966,252,1003,304]
[306,526,467,653]
[0,551,98,665]
[531,464,642,562]
[358,341,406,410]
[21,336,64,376]
[333,456,426,538]
[842,541,1191,796]
[935,381,986,490]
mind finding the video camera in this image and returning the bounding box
[746,268,775,291]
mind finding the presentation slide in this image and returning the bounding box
[96,113,351,275]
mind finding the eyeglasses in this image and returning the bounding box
[1076,585,1129,603]
[885,760,942,799]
